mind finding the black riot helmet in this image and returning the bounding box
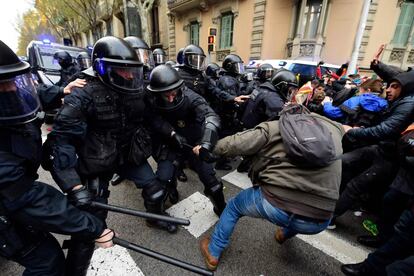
[76,51,91,70]
[92,36,144,94]
[271,69,298,101]
[205,63,221,79]
[176,48,184,65]
[153,48,167,66]
[53,50,73,69]
[0,40,41,126]
[165,60,177,67]
[147,64,185,111]
[222,54,245,75]
[124,36,155,69]
[183,44,205,71]
[257,63,274,81]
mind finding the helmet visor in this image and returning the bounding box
[154,54,166,65]
[78,58,91,69]
[263,68,273,79]
[155,88,184,110]
[107,65,144,94]
[186,54,205,70]
[232,62,245,74]
[136,49,155,69]
[0,73,40,126]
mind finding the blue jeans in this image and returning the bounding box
[208,186,331,258]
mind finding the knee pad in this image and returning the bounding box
[142,180,167,203]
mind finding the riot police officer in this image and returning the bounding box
[176,44,208,98]
[214,54,250,170]
[176,47,185,65]
[76,51,92,71]
[0,40,113,276]
[256,63,274,85]
[124,36,155,82]
[53,50,80,87]
[153,48,167,66]
[241,68,298,129]
[47,36,177,275]
[147,65,226,216]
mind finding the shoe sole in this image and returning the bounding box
[199,241,218,271]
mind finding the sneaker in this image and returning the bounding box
[362,219,378,236]
[199,237,219,271]
[274,228,287,244]
[327,219,336,230]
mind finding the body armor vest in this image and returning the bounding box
[177,67,206,97]
[241,88,269,129]
[0,123,41,178]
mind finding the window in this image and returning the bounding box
[392,1,414,46]
[290,63,317,76]
[220,13,234,49]
[302,0,322,39]
[151,5,160,44]
[190,21,199,45]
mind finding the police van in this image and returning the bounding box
[248,59,340,86]
[27,39,85,86]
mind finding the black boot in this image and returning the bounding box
[341,262,375,276]
[357,235,386,248]
[237,158,251,173]
[166,179,179,205]
[64,240,95,276]
[143,184,178,233]
[110,173,124,186]
[215,158,232,171]
[177,168,187,182]
[206,183,227,216]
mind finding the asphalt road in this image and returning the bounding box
[0,155,374,276]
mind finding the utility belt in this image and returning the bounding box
[0,175,33,202]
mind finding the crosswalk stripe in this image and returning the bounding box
[87,245,145,276]
[166,192,219,238]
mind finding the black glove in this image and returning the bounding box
[199,146,219,163]
[171,131,187,149]
[67,186,94,208]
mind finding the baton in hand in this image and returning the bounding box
[90,201,190,226]
[113,237,213,276]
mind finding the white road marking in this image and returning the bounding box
[87,245,145,276]
[221,170,252,190]
[296,231,371,264]
[166,192,219,238]
[221,170,372,264]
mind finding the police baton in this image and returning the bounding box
[113,237,213,276]
[90,201,190,226]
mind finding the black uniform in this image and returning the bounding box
[148,65,226,215]
[241,82,285,129]
[0,40,104,276]
[48,36,176,276]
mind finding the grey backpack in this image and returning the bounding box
[278,104,337,168]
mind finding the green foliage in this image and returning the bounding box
[16,9,50,56]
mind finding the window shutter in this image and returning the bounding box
[392,3,414,46]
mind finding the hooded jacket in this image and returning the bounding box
[346,70,414,143]
[213,114,344,219]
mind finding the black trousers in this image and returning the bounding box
[365,209,414,275]
[12,231,65,276]
[334,145,398,217]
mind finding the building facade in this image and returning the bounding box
[74,0,170,52]
[167,0,414,70]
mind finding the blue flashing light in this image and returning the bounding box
[42,39,51,44]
